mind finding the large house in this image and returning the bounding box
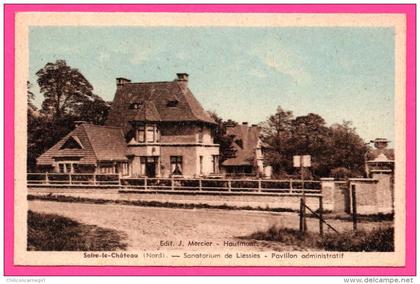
[221,122,272,178]
[37,73,220,178]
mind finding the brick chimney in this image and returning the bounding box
[176,73,189,82]
[74,121,87,128]
[371,138,390,150]
[116,77,131,87]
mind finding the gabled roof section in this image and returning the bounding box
[37,124,127,166]
[106,78,216,134]
[133,101,161,122]
[60,136,84,150]
[83,124,128,162]
[222,124,262,167]
[366,148,395,162]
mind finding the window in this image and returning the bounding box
[136,124,158,143]
[98,164,114,174]
[198,126,204,143]
[167,99,179,107]
[199,156,203,175]
[140,157,147,175]
[136,126,145,142]
[121,162,129,176]
[146,125,155,142]
[170,156,183,175]
[58,162,77,173]
[212,155,219,174]
[129,102,143,109]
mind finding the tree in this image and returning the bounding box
[208,111,237,163]
[260,107,295,177]
[36,60,94,118]
[74,95,111,125]
[328,121,368,177]
[261,106,368,178]
[289,113,332,177]
[27,60,110,172]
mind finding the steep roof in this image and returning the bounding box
[106,79,216,134]
[222,124,261,167]
[37,124,127,166]
[366,148,395,162]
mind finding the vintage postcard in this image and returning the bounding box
[4,4,416,275]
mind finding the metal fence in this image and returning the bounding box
[27,173,322,195]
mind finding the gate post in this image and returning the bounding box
[299,198,304,233]
[351,184,357,231]
[320,178,335,212]
[319,196,324,237]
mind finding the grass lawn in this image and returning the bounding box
[27,210,127,251]
[245,225,394,252]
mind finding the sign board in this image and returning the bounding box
[293,155,311,167]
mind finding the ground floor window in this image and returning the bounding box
[199,155,203,175]
[121,162,129,176]
[212,155,219,174]
[170,156,183,175]
[98,163,115,174]
[58,162,78,173]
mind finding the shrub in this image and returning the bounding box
[246,225,394,252]
[321,227,394,251]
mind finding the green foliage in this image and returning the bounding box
[208,111,237,162]
[36,60,94,118]
[27,61,110,171]
[261,106,368,178]
[27,210,127,251]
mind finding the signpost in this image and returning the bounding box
[294,155,311,233]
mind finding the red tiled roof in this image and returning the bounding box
[37,124,127,166]
[222,125,261,167]
[105,80,216,134]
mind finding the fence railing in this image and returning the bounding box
[27,173,120,186]
[121,177,321,193]
[27,173,322,195]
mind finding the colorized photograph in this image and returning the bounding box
[14,12,406,266]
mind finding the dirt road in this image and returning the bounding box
[28,200,386,252]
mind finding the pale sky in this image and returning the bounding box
[29,26,395,143]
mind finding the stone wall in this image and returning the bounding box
[321,173,394,215]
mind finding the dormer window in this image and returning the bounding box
[167,99,179,107]
[129,102,143,109]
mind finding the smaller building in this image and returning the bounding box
[221,122,272,178]
[365,138,394,177]
[37,123,129,175]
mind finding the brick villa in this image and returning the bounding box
[37,73,220,178]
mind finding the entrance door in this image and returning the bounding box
[145,162,156,178]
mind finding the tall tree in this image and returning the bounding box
[36,60,94,118]
[28,60,110,172]
[329,121,368,177]
[260,107,294,176]
[261,106,368,178]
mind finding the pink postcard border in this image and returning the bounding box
[3,4,416,276]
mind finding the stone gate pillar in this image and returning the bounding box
[321,178,335,212]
